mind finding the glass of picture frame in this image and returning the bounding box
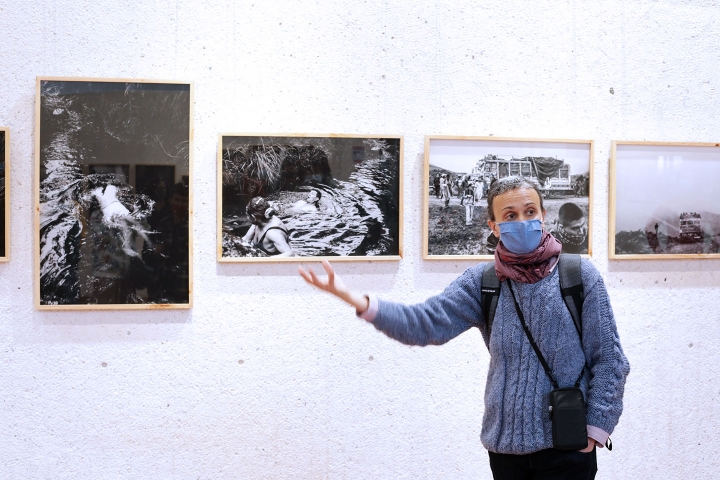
[35,77,193,309]
[423,136,594,260]
[610,141,720,259]
[217,133,403,262]
[0,127,8,262]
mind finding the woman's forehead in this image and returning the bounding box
[495,187,541,207]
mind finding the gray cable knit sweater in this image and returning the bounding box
[370,259,630,455]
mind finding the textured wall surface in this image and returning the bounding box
[1,1,720,478]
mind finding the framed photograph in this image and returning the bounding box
[610,141,720,259]
[218,134,403,262]
[35,77,193,309]
[423,136,593,260]
[0,127,8,262]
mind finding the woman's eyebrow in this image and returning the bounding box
[502,201,537,211]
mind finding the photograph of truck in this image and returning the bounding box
[611,141,720,258]
[424,137,592,259]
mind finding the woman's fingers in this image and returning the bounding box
[307,268,326,289]
[299,261,350,301]
[298,266,313,284]
[321,260,335,287]
[298,264,334,293]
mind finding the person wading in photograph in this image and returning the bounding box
[242,196,293,257]
[299,176,629,480]
[285,188,322,215]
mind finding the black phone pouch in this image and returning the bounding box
[549,387,588,450]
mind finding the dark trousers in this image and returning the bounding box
[489,448,597,480]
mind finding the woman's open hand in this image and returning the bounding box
[298,260,369,313]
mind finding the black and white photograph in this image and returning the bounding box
[35,78,192,308]
[218,134,402,262]
[1,128,7,261]
[610,141,720,259]
[424,136,593,259]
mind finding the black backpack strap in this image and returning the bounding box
[557,253,584,337]
[480,261,501,337]
[557,253,586,387]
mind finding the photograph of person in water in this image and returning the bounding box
[611,141,720,258]
[218,134,403,261]
[36,78,192,308]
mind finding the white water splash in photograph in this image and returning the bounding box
[37,79,191,307]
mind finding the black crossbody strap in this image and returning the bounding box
[506,281,559,390]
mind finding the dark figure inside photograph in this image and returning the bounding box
[440,173,452,207]
[486,230,499,253]
[300,176,629,480]
[162,182,190,303]
[550,202,588,255]
[141,177,174,302]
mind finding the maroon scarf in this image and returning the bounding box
[494,232,563,284]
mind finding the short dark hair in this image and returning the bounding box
[309,189,322,201]
[558,202,584,223]
[486,176,544,221]
[246,196,275,220]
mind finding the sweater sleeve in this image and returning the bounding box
[369,265,486,346]
[580,263,631,435]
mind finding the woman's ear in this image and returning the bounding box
[488,219,500,237]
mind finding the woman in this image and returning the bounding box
[299,176,629,479]
[242,196,293,257]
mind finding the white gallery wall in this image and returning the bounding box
[1,0,719,478]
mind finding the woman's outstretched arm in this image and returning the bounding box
[298,260,369,313]
[299,260,485,347]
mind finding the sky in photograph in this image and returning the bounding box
[428,138,591,176]
[614,144,720,231]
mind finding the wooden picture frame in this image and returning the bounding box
[0,127,8,262]
[218,133,403,262]
[35,77,193,309]
[610,141,720,259]
[423,136,594,260]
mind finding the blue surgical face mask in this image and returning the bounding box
[498,219,543,254]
